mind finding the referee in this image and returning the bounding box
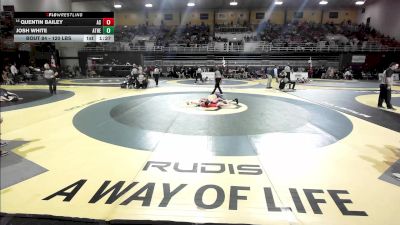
[378,62,399,110]
[43,63,58,95]
[211,66,223,94]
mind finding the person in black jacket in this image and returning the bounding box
[153,65,160,86]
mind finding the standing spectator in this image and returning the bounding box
[195,66,203,84]
[173,65,177,78]
[273,65,279,83]
[138,65,143,75]
[265,66,272,89]
[131,65,139,82]
[211,66,223,94]
[244,65,249,79]
[10,62,18,83]
[308,67,314,79]
[153,65,160,86]
[50,55,56,68]
[284,64,291,79]
[378,62,399,110]
[43,63,58,95]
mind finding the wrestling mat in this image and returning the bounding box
[0,78,399,225]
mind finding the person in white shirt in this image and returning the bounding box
[211,66,223,94]
[344,70,353,80]
[43,63,58,95]
[131,65,139,81]
[195,66,204,83]
[138,65,143,75]
[273,65,279,83]
[10,63,18,83]
[284,64,291,78]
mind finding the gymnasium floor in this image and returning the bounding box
[0,78,399,225]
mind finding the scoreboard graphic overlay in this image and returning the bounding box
[14,12,114,42]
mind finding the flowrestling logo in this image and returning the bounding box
[46,12,83,18]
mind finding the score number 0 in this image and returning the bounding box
[102,18,114,35]
[102,18,114,26]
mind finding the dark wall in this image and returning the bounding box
[338,52,399,79]
[341,52,400,71]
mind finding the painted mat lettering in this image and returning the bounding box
[43,180,368,216]
[143,161,263,175]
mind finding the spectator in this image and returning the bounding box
[2,65,14,85]
[10,63,18,83]
[344,69,353,80]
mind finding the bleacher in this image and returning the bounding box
[81,42,399,53]
[95,20,400,55]
[79,20,399,78]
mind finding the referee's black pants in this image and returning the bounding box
[378,84,392,108]
[153,74,159,85]
[211,78,223,94]
[46,78,57,94]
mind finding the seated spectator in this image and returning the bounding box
[279,71,295,90]
[136,73,148,89]
[88,70,97,78]
[2,65,14,85]
[19,64,33,81]
[344,69,353,80]
[125,74,135,89]
[106,20,400,52]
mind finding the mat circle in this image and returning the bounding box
[73,92,353,156]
